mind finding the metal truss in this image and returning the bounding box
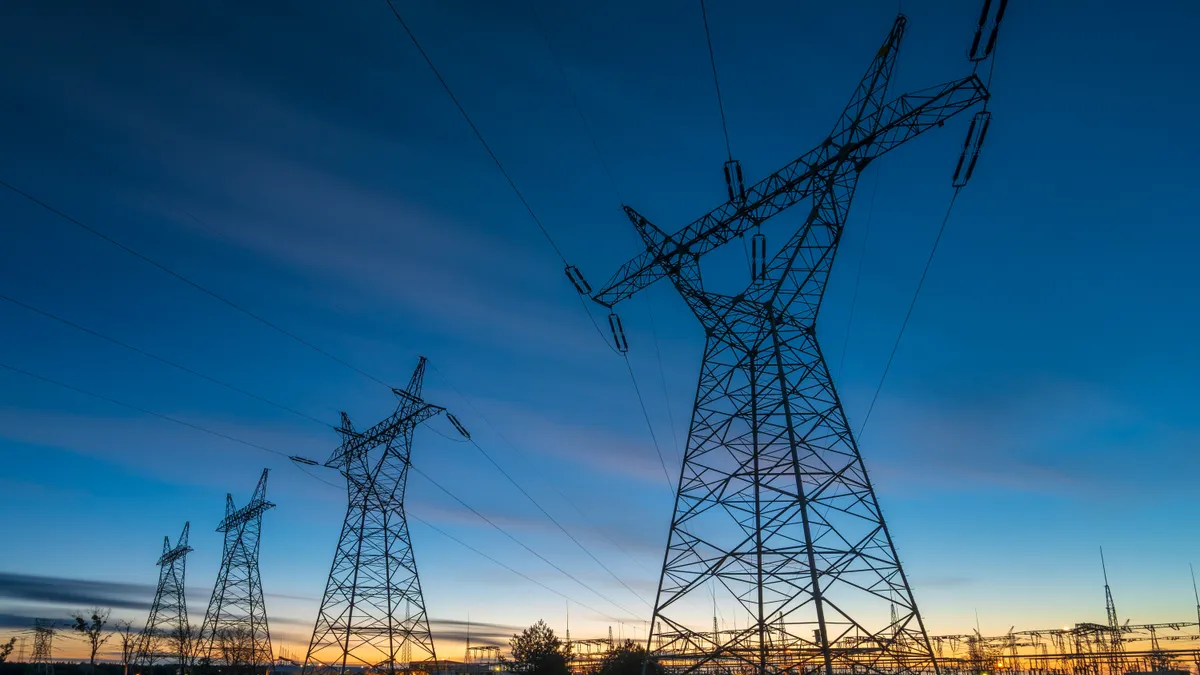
[197,469,276,674]
[32,620,54,675]
[303,357,444,675]
[932,621,1200,675]
[589,15,990,675]
[136,522,194,671]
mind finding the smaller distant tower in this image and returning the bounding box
[196,469,276,675]
[136,523,194,672]
[32,619,55,675]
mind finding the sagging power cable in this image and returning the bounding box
[859,13,1004,438]
[0,358,637,622]
[0,178,394,391]
[1,293,331,428]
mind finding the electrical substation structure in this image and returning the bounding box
[586,13,999,675]
[136,522,194,672]
[302,357,443,675]
[196,469,276,674]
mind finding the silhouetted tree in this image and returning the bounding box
[71,608,112,672]
[598,640,662,675]
[113,620,137,675]
[510,620,571,675]
[216,626,258,675]
[0,637,15,663]
[168,622,197,673]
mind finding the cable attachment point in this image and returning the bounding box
[564,264,592,295]
[751,232,767,283]
[289,455,319,466]
[608,312,629,353]
[967,0,1008,62]
[952,111,992,188]
[724,159,747,204]
[446,413,471,440]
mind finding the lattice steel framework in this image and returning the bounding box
[590,15,991,675]
[32,619,54,675]
[303,358,443,675]
[197,469,276,674]
[136,522,194,671]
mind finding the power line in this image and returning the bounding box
[456,420,648,605]
[380,0,626,360]
[644,291,682,465]
[460,433,651,607]
[622,354,675,496]
[382,0,568,265]
[857,189,960,438]
[3,176,645,612]
[836,164,883,383]
[408,464,641,622]
[0,360,292,462]
[427,363,653,576]
[698,0,733,161]
[0,179,394,391]
[0,358,635,621]
[408,512,617,622]
[860,31,1004,437]
[525,0,623,205]
[0,293,331,428]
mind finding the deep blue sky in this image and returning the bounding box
[2,0,1199,659]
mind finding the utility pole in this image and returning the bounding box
[585,10,1000,675]
[302,358,443,675]
[136,523,194,673]
[196,469,276,674]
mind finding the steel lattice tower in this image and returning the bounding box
[197,469,276,674]
[303,357,443,675]
[136,522,194,671]
[32,619,54,675]
[589,15,991,675]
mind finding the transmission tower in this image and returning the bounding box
[587,13,997,675]
[136,522,194,672]
[32,620,54,675]
[302,357,444,675]
[197,469,276,674]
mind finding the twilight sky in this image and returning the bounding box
[2,0,1200,662]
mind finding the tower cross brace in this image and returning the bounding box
[590,15,991,675]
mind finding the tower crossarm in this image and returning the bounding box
[325,402,443,470]
[155,522,193,566]
[216,468,275,531]
[216,496,276,532]
[758,73,987,320]
[590,20,987,311]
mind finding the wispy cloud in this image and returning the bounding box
[50,62,609,362]
[429,618,522,647]
[0,405,334,493]
[861,376,1200,497]
[0,573,150,612]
